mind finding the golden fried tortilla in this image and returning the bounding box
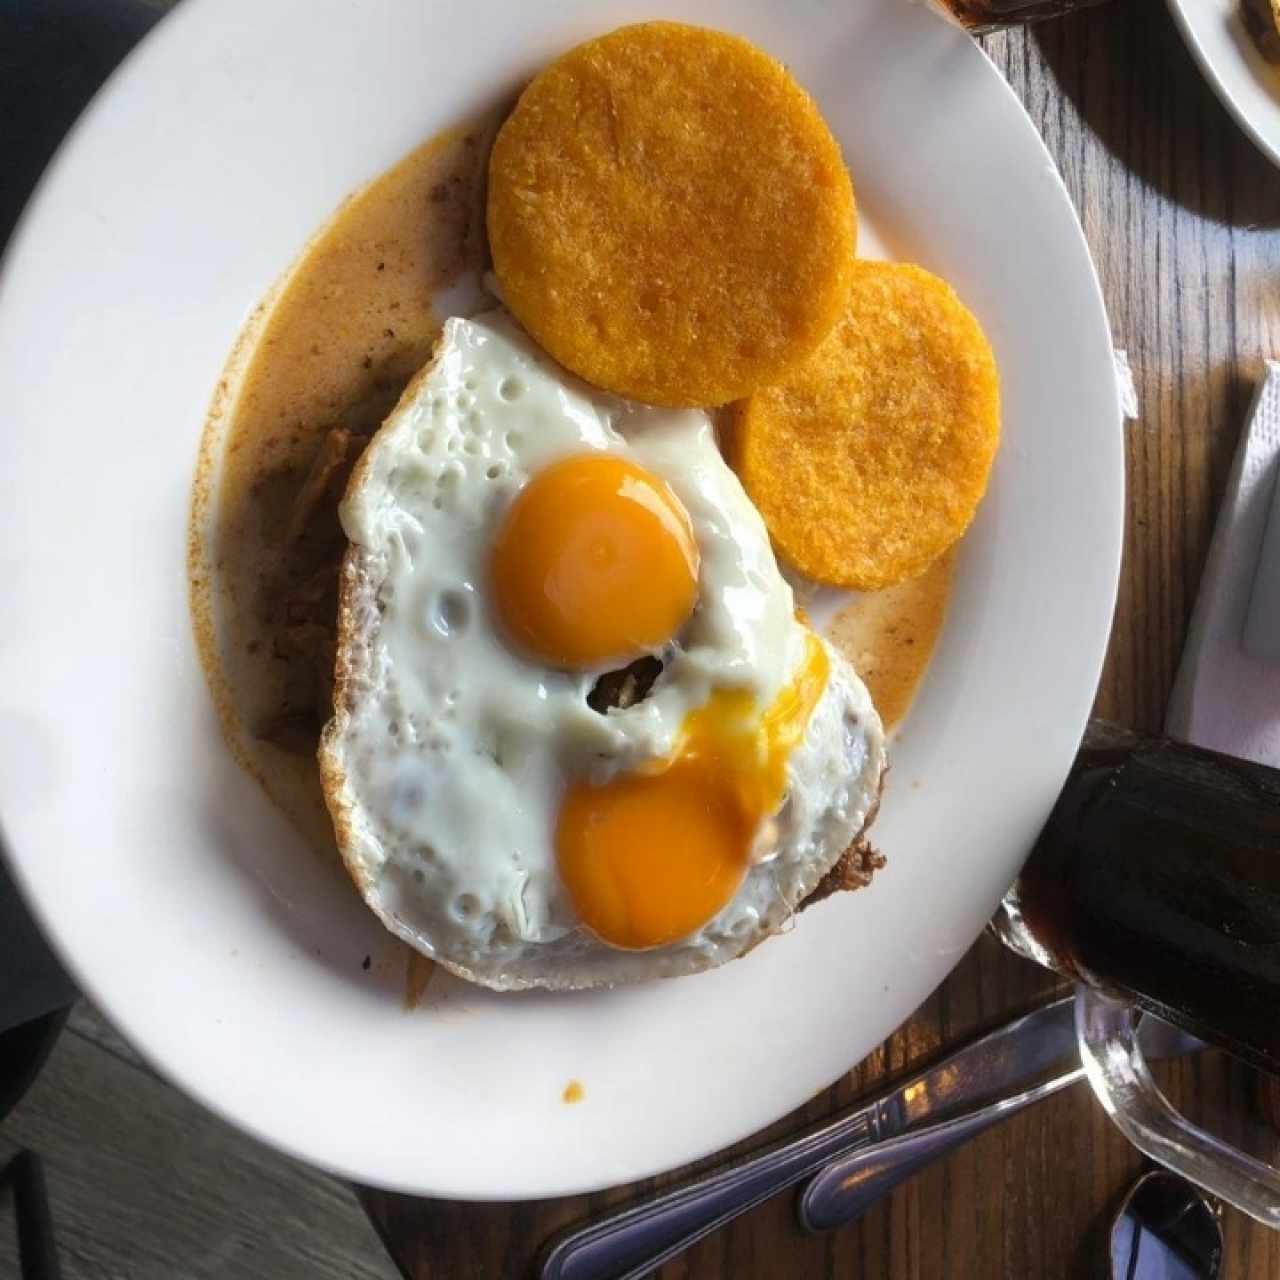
[734,261,1000,591]
[487,21,856,407]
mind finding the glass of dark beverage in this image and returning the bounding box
[995,722,1280,1224]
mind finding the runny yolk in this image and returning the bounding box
[491,454,699,670]
[556,632,830,950]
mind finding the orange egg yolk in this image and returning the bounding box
[556,632,829,950]
[491,454,699,670]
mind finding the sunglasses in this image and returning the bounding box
[1110,1169,1223,1280]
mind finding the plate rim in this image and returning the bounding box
[1166,0,1280,170]
[0,0,1122,1198]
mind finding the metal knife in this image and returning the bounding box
[539,994,1198,1280]
[797,997,1201,1232]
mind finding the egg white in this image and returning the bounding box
[321,310,885,989]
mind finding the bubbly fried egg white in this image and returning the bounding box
[320,311,884,989]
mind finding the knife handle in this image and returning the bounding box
[538,1104,883,1280]
[797,1065,1082,1232]
[538,997,1078,1280]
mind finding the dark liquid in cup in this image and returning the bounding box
[1003,723,1280,1075]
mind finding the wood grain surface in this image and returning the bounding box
[361,3,1280,1277]
[0,1004,399,1280]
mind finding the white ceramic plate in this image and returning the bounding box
[0,0,1120,1198]
[1168,0,1280,168]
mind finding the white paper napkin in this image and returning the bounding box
[1166,362,1280,763]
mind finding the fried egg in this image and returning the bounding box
[319,310,884,989]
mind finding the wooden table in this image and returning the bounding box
[362,3,1280,1276]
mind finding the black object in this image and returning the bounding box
[0,0,173,254]
[1,1151,62,1280]
[0,3,172,1274]
[0,857,76,1041]
[1109,1169,1223,1280]
[0,880,71,1280]
[0,1009,70,1125]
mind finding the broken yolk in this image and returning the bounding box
[556,632,829,949]
[491,454,699,670]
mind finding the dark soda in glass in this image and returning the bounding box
[997,722,1280,1075]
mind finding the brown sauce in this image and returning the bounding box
[190,121,493,852]
[190,119,956,874]
[828,551,956,732]
[404,949,436,1010]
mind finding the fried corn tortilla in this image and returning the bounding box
[488,21,857,407]
[735,261,1000,590]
